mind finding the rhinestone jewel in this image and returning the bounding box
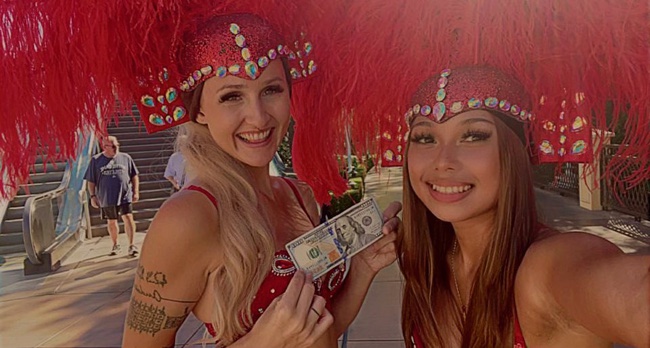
[173,107,186,121]
[241,48,251,61]
[165,115,173,124]
[200,66,213,75]
[230,23,240,35]
[436,89,446,102]
[165,88,177,103]
[485,97,499,108]
[304,42,313,55]
[235,34,246,48]
[440,68,451,77]
[161,105,168,114]
[217,66,227,77]
[157,95,165,104]
[438,76,448,88]
[268,49,277,60]
[159,69,169,82]
[499,100,511,111]
[258,56,269,68]
[149,114,164,125]
[192,70,202,81]
[450,102,463,113]
[421,105,432,116]
[245,61,258,79]
[432,102,446,121]
[539,140,554,154]
[571,140,586,154]
[510,105,521,115]
[572,117,586,131]
[468,98,481,108]
[229,65,241,75]
[141,95,155,107]
[413,104,421,114]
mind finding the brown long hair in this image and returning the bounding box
[177,60,293,345]
[398,113,539,347]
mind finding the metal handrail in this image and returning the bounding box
[22,163,72,264]
[22,132,97,265]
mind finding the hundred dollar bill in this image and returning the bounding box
[286,197,384,279]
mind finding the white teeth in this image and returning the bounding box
[430,184,472,194]
[239,129,271,142]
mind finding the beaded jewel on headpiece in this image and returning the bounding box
[137,13,316,134]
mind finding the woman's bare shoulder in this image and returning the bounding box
[525,231,621,265]
[144,189,222,265]
[516,231,623,304]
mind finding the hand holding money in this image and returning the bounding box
[354,201,402,275]
[286,198,396,279]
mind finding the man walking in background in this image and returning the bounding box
[85,135,140,256]
[164,150,186,194]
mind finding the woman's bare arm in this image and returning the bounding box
[122,191,220,347]
[522,232,650,347]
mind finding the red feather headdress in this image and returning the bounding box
[0,1,354,201]
[346,0,650,191]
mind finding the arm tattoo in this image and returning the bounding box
[137,265,168,287]
[134,284,196,304]
[126,299,190,336]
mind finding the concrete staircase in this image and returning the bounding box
[89,108,176,237]
[0,157,67,255]
[0,108,176,256]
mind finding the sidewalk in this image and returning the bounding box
[1,167,647,347]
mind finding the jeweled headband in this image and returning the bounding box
[137,13,316,134]
[405,66,534,126]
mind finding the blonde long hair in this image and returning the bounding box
[177,60,292,343]
[398,114,539,347]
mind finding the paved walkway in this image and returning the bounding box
[0,167,647,347]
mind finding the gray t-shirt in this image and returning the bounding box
[164,152,186,187]
[84,153,139,207]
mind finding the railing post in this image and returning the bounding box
[578,130,614,211]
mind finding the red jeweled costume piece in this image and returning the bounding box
[205,249,346,337]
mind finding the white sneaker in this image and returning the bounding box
[109,244,121,256]
[128,245,139,257]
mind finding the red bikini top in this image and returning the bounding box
[185,179,347,337]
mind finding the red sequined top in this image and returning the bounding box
[184,179,347,337]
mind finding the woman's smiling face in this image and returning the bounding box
[407,109,501,224]
[196,60,291,168]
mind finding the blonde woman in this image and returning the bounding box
[122,12,401,348]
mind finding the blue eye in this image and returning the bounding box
[219,92,242,103]
[262,85,284,96]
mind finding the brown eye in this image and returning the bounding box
[461,130,491,142]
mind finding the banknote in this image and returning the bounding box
[286,197,384,279]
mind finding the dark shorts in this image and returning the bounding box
[101,203,133,220]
